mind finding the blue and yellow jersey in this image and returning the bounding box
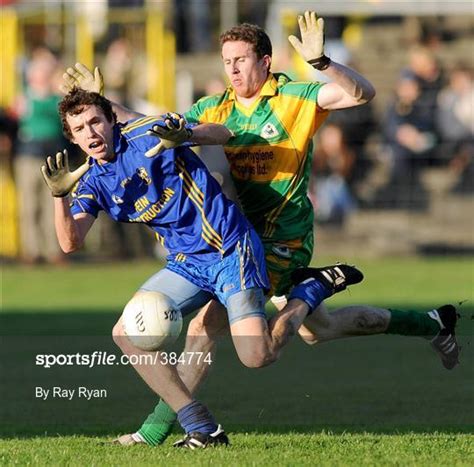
[184,73,329,241]
[70,117,250,263]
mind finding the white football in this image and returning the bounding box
[122,292,182,351]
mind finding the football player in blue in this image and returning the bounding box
[41,88,362,448]
[61,62,460,448]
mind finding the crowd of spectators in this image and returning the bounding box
[312,45,473,225]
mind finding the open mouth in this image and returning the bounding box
[89,141,104,150]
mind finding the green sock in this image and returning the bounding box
[137,399,177,446]
[385,309,440,337]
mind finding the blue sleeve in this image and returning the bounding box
[70,178,101,218]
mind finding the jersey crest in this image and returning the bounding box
[137,167,151,185]
[260,122,279,139]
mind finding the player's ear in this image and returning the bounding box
[262,55,272,72]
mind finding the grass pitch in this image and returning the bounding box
[1,256,473,465]
[1,433,473,466]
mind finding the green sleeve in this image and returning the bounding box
[279,80,326,103]
[183,105,200,124]
[184,94,224,124]
[183,97,208,124]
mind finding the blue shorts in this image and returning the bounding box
[139,229,270,324]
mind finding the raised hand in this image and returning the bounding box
[145,114,193,157]
[41,150,90,197]
[60,63,104,95]
[288,11,329,69]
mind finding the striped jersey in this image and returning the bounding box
[184,73,329,241]
[70,116,250,263]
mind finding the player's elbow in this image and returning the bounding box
[56,231,85,253]
[59,239,83,254]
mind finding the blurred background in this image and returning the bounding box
[0,0,473,264]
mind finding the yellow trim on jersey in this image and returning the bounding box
[176,158,224,254]
[259,75,279,96]
[179,178,222,251]
[230,74,278,117]
[176,158,205,204]
[227,73,278,101]
[75,193,96,200]
[270,92,326,145]
[234,98,262,117]
[263,155,307,238]
[121,116,157,134]
[155,232,165,245]
[199,102,233,125]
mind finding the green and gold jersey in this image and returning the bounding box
[185,73,329,241]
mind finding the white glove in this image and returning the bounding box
[288,11,330,69]
[60,63,104,95]
[145,115,193,158]
[41,150,90,197]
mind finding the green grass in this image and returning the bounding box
[1,433,473,466]
[1,256,473,465]
[2,256,473,311]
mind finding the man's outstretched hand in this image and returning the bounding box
[60,63,104,95]
[288,11,326,63]
[145,114,193,157]
[41,150,90,197]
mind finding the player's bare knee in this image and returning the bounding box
[188,312,225,337]
[187,314,206,337]
[202,310,228,335]
[112,318,126,348]
[238,349,276,368]
[188,301,228,338]
[113,292,144,346]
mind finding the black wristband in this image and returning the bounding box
[53,192,70,198]
[308,55,331,71]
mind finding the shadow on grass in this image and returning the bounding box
[1,308,473,438]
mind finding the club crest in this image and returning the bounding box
[137,167,151,185]
[260,123,278,139]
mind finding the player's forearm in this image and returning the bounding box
[321,61,376,104]
[53,197,84,253]
[190,124,233,146]
[112,102,144,123]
